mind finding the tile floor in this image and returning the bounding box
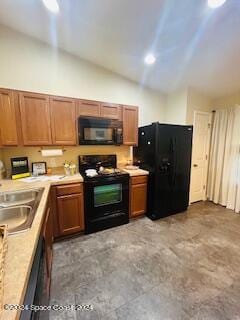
[50,201,240,320]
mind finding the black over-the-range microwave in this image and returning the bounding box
[78,117,123,145]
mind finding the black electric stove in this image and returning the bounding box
[79,155,129,234]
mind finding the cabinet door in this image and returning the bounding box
[100,103,122,120]
[19,92,52,145]
[77,99,100,118]
[50,96,76,145]
[0,89,19,145]
[57,193,84,236]
[130,181,147,218]
[123,105,138,146]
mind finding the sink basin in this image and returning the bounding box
[0,189,42,207]
[0,206,33,234]
[0,188,43,234]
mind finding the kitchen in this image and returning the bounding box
[1,0,240,319]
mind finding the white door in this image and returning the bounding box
[190,111,212,203]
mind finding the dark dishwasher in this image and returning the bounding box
[20,236,49,320]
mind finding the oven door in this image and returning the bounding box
[78,117,122,145]
[84,175,129,233]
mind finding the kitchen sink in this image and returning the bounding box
[0,206,33,234]
[0,188,43,234]
[0,189,42,207]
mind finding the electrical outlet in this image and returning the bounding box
[49,157,57,168]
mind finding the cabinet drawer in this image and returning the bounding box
[56,183,83,196]
[131,175,148,185]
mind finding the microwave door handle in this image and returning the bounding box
[113,128,117,145]
[116,128,122,145]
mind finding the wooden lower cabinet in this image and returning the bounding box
[52,183,84,238]
[57,193,84,236]
[130,175,148,218]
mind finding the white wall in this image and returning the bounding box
[0,25,166,127]
[164,88,213,125]
[165,89,188,125]
[212,91,240,108]
[186,87,212,125]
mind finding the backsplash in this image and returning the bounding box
[1,146,132,174]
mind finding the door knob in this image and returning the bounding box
[193,164,198,167]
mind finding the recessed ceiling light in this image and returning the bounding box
[207,0,227,8]
[144,53,156,65]
[42,0,59,13]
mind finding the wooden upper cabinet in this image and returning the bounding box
[100,103,122,120]
[19,92,52,145]
[122,105,138,146]
[77,99,100,118]
[0,89,19,146]
[50,96,76,145]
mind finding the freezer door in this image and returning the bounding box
[170,126,193,213]
[148,125,174,219]
[149,124,192,219]
[133,124,157,170]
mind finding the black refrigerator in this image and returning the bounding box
[133,123,193,220]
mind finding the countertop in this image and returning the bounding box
[0,169,148,320]
[122,168,149,176]
[0,174,83,320]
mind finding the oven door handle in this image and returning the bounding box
[85,175,129,185]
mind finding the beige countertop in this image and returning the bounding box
[0,169,148,320]
[122,168,149,176]
[0,174,83,320]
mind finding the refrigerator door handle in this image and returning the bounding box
[171,137,178,187]
[173,137,177,186]
[170,138,175,187]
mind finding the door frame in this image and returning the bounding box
[190,110,212,204]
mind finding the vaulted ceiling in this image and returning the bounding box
[0,0,239,97]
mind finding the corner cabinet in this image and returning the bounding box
[53,183,84,237]
[50,96,76,145]
[0,89,19,146]
[123,105,138,146]
[130,175,148,218]
[19,92,52,145]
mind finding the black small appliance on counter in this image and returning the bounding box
[133,123,193,220]
[79,155,129,234]
[11,156,30,179]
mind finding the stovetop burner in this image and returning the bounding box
[83,168,128,180]
[98,168,121,175]
[79,155,128,180]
